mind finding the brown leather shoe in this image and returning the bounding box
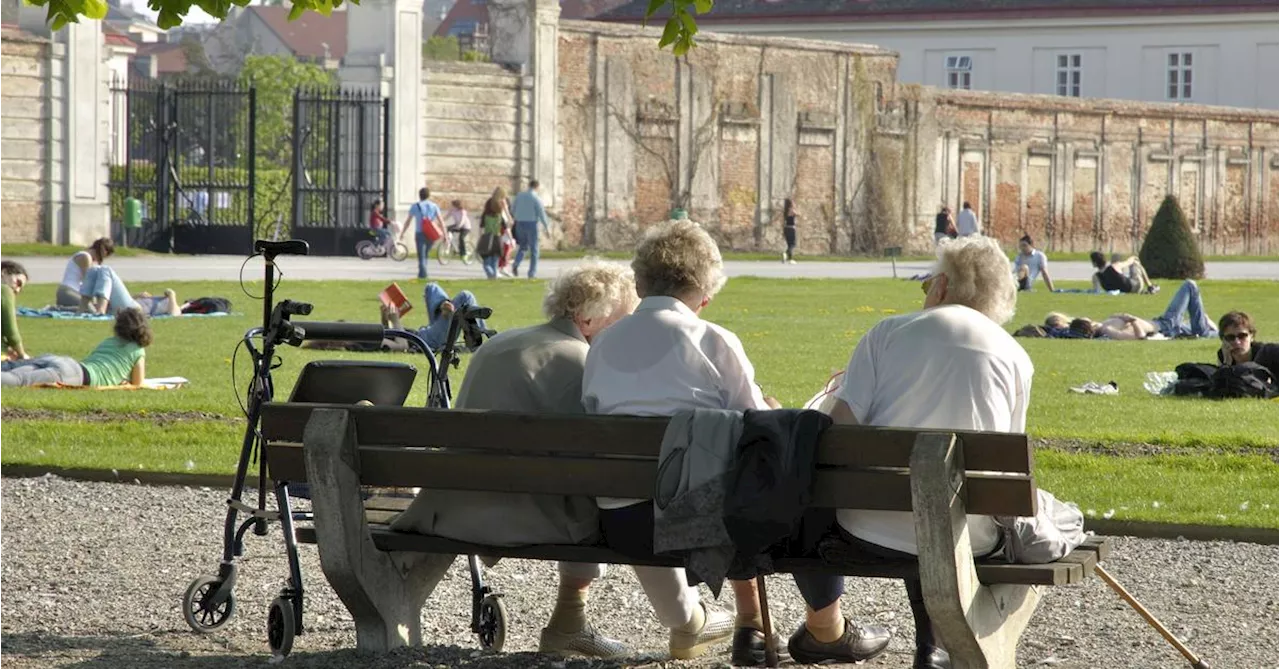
[786,617,891,664]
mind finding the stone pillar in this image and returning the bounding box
[341,0,422,219]
[490,0,559,206]
[18,6,110,245]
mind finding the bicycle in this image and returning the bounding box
[356,229,409,261]
[436,227,475,266]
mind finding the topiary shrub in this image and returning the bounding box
[1139,195,1204,279]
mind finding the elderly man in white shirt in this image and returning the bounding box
[582,220,890,666]
[825,235,1033,669]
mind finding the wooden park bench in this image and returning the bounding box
[262,402,1111,668]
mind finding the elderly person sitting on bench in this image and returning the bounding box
[824,236,1034,669]
[582,219,891,666]
[391,259,638,659]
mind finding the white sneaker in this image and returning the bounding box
[539,625,628,659]
[669,602,735,660]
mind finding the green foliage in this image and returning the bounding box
[1139,195,1206,280]
[236,55,337,167]
[32,0,706,53]
[647,0,713,56]
[423,35,461,61]
[108,165,292,236]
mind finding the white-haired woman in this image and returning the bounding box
[581,220,891,665]
[390,258,637,659]
[820,235,1032,669]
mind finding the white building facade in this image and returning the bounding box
[607,5,1279,110]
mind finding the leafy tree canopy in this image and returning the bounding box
[27,0,711,53]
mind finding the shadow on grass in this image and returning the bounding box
[0,632,642,668]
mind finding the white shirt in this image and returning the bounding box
[1013,249,1048,286]
[836,304,1033,556]
[583,296,770,508]
[956,208,980,236]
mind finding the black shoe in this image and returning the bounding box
[730,627,788,666]
[786,617,891,664]
[914,646,951,669]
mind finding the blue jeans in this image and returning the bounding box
[419,289,486,351]
[482,254,499,279]
[2,354,85,387]
[512,221,540,278]
[1152,280,1217,338]
[82,266,140,313]
[415,231,434,279]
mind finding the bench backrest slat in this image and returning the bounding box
[261,403,1032,473]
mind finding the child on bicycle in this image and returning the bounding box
[369,198,395,250]
[445,200,472,257]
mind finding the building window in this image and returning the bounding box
[945,56,972,90]
[1056,54,1081,97]
[1167,52,1193,101]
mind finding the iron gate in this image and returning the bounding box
[291,88,391,256]
[108,78,257,255]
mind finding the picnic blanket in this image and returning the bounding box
[18,307,234,320]
[31,376,190,390]
[1052,289,1123,295]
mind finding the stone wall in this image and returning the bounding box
[421,61,532,214]
[555,20,899,252]
[1,28,55,243]
[906,88,1280,255]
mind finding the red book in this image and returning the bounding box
[379,283,412,317]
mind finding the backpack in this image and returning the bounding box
[993,489,1086,564]
[1172,362,1217,397]
[1209,362,1277,399]
[180,296,231,314]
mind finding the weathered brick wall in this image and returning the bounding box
[903,88,1279,255]
[1,29,51,243]
[421,61,531,216]
[557,20,898,252]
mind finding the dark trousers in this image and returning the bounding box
[599,501,659,560]
[783,226,797,261]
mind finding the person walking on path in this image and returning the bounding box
[400,187,445,279]
[955,201,981,237]
[782,199,799,264]
[934,205,956,244]
[512,179,551,279]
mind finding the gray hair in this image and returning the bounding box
[631,219,726,300]
[934,236,1017,324]
[543,258,639,322]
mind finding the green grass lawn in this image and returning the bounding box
[2,276,1276,527]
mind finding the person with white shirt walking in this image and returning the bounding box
[512,179,551,279]
[582,220,891,666]
[955,201,981,237]
[823,235,1032,669]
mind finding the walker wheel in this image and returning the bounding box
[182,575,236,633]
[477,593,507,652]
[267,595,296,658]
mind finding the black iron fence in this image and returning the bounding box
[291,87,391,256]
[108,78,257,255]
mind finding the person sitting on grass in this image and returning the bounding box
[1090,251,1156,294]
[1217,311,1278,378]
[392,259,639,659]
[1063,280,1217,341]
[2,307,151,387]
[379,282,489,353]
[3,261,30,361]
[78,258,182,317]
[1012,235,1055,292]
[56,237,114,308]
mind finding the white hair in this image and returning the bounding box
[543,258,639,322]
[631,219,726,300]
[934,236,1017,324]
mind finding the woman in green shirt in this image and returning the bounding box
[2,307,151,387]
[2,261,29,361]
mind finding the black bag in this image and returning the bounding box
[180,296,232,314]
[1210,362,1277,399]
[476,231,500,258]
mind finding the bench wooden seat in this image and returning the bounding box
[262,402,1112,668]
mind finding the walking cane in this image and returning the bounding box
[1094,565,1211,669]
[756,575,780,668]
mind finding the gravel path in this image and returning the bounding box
[2,476,1275,668]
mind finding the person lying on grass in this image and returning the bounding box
[79,260,183,318]
[1217,311,1278,378]
[2,261,30,361]
[379,282,489,353]
[1,307,151,387]
[1089,251,1156,294]
[1059,280,1217,340]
